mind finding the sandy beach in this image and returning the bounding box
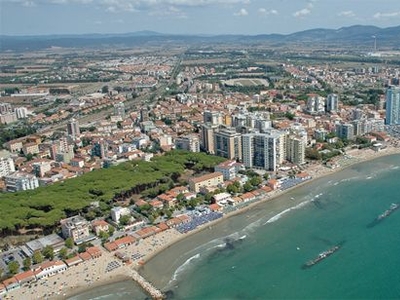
[4,145,400,300]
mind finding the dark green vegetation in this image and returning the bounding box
[0,151,225,236]
[0,122,36,147]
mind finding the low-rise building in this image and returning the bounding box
[91,220,110,236]
[188,172,224,193]
[214,160,245,181]
[33,261,67,280]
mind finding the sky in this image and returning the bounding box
[1,0,400,36]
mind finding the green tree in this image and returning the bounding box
[119,215,131,226]
[59,247,68,260]
[32,251,44,264]
[227,183,239,195]
[98,230,110,242]
[243,181,253,192]
[65,237,74,249]
[8,261,19,275]
[78,243,88,253]
[23,257,31,271]
[101,85,109,94]
[263,173,269,181]
[108,226,115,236]
[249,176,262,187]
[42,245,54,260]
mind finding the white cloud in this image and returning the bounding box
[149,5,187,18]
[293,8,310,18]
[258,8,278,15]
[373,11,400,19]
[234,8,248,16]
[22,0,36,6]
[338,10,355,17]
[293,1,314,18]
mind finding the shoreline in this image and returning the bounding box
[141,146,400,263]
[138,147,400,288]
[4,147,400,300]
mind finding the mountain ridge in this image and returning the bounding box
[2,25,400,52]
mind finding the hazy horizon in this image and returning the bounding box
[1,0,400,36]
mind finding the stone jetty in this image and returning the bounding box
[131,269,165,299]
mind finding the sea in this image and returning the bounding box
[70,154,400,300]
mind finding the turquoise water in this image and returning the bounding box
[71,154,400,299]
[168,155,400,299]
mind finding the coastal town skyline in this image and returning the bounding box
[2,0,400,36]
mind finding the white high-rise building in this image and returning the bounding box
[242,131,285,171]
[385,86,400,125]
[326,94,339,112]
[286,136,306,165]
[307,94,325,114]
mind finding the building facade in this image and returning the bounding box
[174,134,200,152]
[214,127,242,160]
[4,172,39,192]
[188,172,224,193]
[0,153,15,177]
[242,131,285,171]
[60,215,91,244]
[326,94,339,112]
[385,86,400,125]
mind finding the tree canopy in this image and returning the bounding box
[0,150,225,236]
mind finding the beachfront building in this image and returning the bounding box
[385,86,400,125]
[60,215,93,244]
[214,160,245,180]
[286,135,306,165]
[189,172,224,193]
[25,233,65,255]
[214,127,242,160]
[335,123,354,140]
[242,131,285,171]
[33,261,67,280]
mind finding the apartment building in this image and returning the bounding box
[174,134,200,152]
[385,86,400,125]
[4,172,39,192]
[242,131,285,171]
[214,127,242,160]
[214,160,245,181]
[189,172,224,193]
[60,215,92,244]
[0,151,15,177]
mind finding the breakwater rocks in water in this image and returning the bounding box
[131,270,165,299]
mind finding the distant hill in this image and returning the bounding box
[1,25,400,52]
